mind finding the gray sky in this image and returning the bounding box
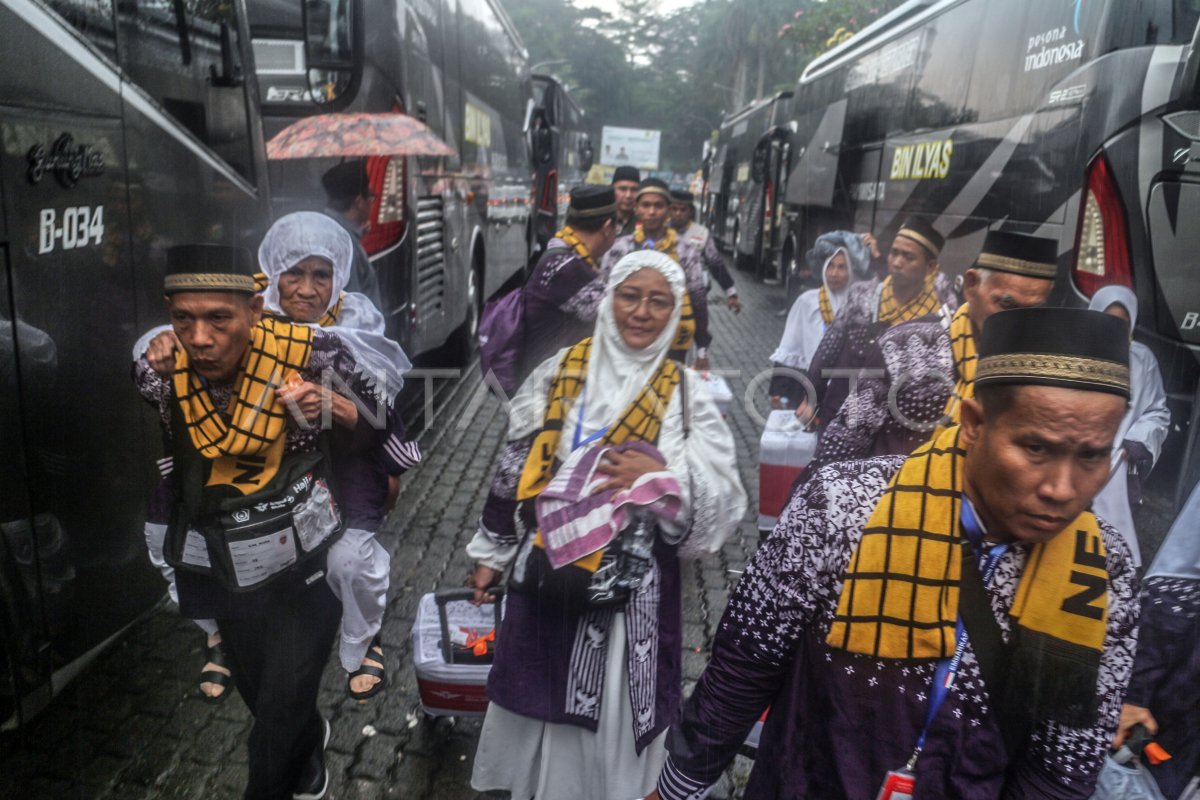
[575,0,698,16]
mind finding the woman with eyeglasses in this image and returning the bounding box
[465,250,747,800]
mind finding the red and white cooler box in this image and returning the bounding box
[699,373,733,417]
[758,409,818,532]
[411,589,501,717]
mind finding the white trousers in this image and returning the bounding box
[325,527,390,672]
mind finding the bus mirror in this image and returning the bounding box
[580,137,594,171]
[303,0,355,104]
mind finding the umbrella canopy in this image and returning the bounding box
[266,112,457,159]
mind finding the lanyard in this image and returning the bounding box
[571,382,609,451]
[909,500,1007,764]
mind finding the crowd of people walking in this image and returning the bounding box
[129,158,1199,800]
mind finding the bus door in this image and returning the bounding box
[0,243,52,729]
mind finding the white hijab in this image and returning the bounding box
[258,211,411,402]
[509,250,685,443]
[1088,284,1138,328]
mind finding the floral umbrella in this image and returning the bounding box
[266,112,457,159]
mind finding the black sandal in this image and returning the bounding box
[347,636,387,701]
[200,640,233,705]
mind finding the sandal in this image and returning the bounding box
[200,640,233,704]
[347,635,387,701]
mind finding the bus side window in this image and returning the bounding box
[116,0,256,182]
[45,0,117,61]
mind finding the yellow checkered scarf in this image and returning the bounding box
[172,317,314,494]
[818,286,835,324]
[938,304,977,431]
[254,271,343,326]
[827,425,1108,663]
[516,338,682,571]
[633,225,679,262]
[555,226,596,269]
[877,270,941,326]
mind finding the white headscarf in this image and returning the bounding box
[258,211,411,402]
[509,250,685,442]
[1088,284,1137,329]
[258,211,353,317]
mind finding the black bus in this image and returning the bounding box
[247,0,535,361]
[0,0,270,727]
[702,90,792,275]
[771,0,1200,500]
[529,73,595,254]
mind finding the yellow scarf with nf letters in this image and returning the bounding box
[827,425,1108,664]
[173,317,315,495]
[555,226,596,269]
[516,338,682,571]
[936,304,977,434]
[877,270,941,327]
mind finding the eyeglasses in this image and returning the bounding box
[613,288,674,314]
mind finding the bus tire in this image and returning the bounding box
[449,256,483,367]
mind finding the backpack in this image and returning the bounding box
[479,287,526,395]
[479,246,571,394]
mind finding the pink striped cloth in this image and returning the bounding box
[534,440,684,570]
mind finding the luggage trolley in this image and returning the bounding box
[410,588,502,717]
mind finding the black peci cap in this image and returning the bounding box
[321,159,370,203]
[976,307,1131,398]
[670,189,695,204]
[975,230,1058,280]
[612,166,641,184]
[896,217,945,259]
[636,177,671,201]
[567,185,617,219]
[164,244,257,294]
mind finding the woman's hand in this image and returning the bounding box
[147,330,181,376]
[467,564,503,606]
[1112,703,1158,749]
[276,380,359,429]
[860,232,880,258]
[793,399,818,430]
[595,449,666,493]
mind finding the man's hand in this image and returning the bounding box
[467,564,503,606]
[147,330,181,376]
[728,295,742,314]
[595,449,667,493]
[1113,703,1158,749]
[860,232,880,259]
[694,355,711,372]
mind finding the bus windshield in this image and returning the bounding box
[1100,0,1200,49]
[247,0,352,66]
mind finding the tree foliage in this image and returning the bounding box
[500,0,904,171]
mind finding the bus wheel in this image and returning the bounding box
[450,260,482,366]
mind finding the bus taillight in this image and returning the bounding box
[363,155,406,255]
[540,168,558,213]
[1072,154,1132,296]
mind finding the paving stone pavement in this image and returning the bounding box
[0,270,789,800]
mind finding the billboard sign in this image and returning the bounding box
[600,126,661,170]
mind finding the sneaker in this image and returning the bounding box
[292,718,332,800]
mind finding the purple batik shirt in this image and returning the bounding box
[657,456,1139,800]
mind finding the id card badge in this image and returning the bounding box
[875,768,915,800]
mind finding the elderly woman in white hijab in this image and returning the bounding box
[1087,285,1169,568]
[135,212,417,701]
[768,231,873,408]
[465,250,747,800]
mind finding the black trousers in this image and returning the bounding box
[218,577,341,800]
